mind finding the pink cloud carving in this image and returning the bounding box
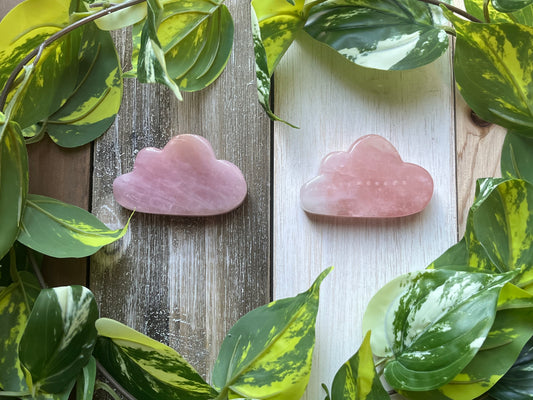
[300,135,433,218]
[113,134,247,216]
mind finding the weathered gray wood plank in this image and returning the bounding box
[90,0,271,379]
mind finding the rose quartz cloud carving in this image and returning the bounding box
[300,135,433,218]
[113,134,247,216]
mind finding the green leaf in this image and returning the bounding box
[0,0,82,129]
[17,194,129,258]
[0,118,28,260]
[501,130,533,182]
[489,335,533,398]
[19,286,98,394]
[76,357,96,400]
[134,0,183,100]
[465,0,533,26]
[0,270,40,392]
[45,22,123,148]
[89,0,147,31]
[212,267,332,400]
[362,269,514,391]
[94,318,218,400]
[449,13,533,132]
[427,238,470,271]
[330,331,389,400]
[493,0,533,13]
[304,0,449,71]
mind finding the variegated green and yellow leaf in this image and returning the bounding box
[19,286,98,395]
[330,331,389,400]
[94,318,218,400]
[76,357,96,400]
[0,268,40,392]
[45,22,123,148]
[0,117,28,260]
[0,0,82,129]
[17,194,129,258]
[363,269,515,391]
[304,0,449,71]
[212,267,332,400]
[501,130,533,183]
[465,0,533,26]
[86,0,147,31]
[449,13,533,132]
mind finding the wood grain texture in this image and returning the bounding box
[0,0,90,287]
[90,0,271,380]
[273,35,458,398]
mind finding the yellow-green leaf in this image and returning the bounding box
[17,194,129,258]
[94,318,218,400]
[87,0,147,31]
[330,331,389,400]
[212,267,332,400]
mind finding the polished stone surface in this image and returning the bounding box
[300,135,433,217]
[113,134,247,216]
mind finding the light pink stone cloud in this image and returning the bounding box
[113,134,247,216]
[300,135,433,218]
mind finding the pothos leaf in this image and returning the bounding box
[330,331,389,400]
[304,0,449,71]
[76,357,96,400]
[94,318,218,400]
[0,270,40,392]
[212,267,332,400]
[362,269,515,391]
[501,130,533,183]
[465,0,533,26]
[44,22,123,148]
[88,0,147,31]
[0,117,28,260]
[448,12,533,133]
[17,194,129,258]
[492,0,533,13]
[19,286,99,395]
[489,335,533,399]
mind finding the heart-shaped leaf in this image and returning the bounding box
[304,0,449,71]
[449,12,533,133]
[44,22,123,148]
[17,194,129,258]
[330,331,389,400]
[363,269,514,391]
[19,286,98,394]
[501,130,533,183]
[94,318,218,400]
[212,267,332,400]
[0,265,40,392]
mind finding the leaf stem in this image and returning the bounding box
[483,0,491,22]
[0,391,31,397]
[95,360,137,400]
[416,0,482,22]
[28,250,47,289]
[0,0,147,112]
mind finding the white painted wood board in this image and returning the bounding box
[273,34,458,398]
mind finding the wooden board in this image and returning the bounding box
[273,36,458,397]
[90,0,271,379]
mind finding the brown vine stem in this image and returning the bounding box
[417,0,482,23]
[0,0,146,113]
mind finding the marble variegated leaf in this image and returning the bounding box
[19,286,99,394]
[363,269,514,391]
[17,194,129,258]
[501,131,533,183]
[330,331,389,400]
[449,12,533,132]
[0,271,40,392]
[304,0,449,71]
[212,268,332,400]
[45,22,123,148]
[94,318,218,400]
[0,117,28,260]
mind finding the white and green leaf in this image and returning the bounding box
[304,0,449,71]
[19,286,99,395]
[94,318,218,400]
[17,194,129,259]
[212,267,332,400]
[329,331,389,400]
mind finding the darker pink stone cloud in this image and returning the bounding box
[300,135,433,218]
[113,134,247,216]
